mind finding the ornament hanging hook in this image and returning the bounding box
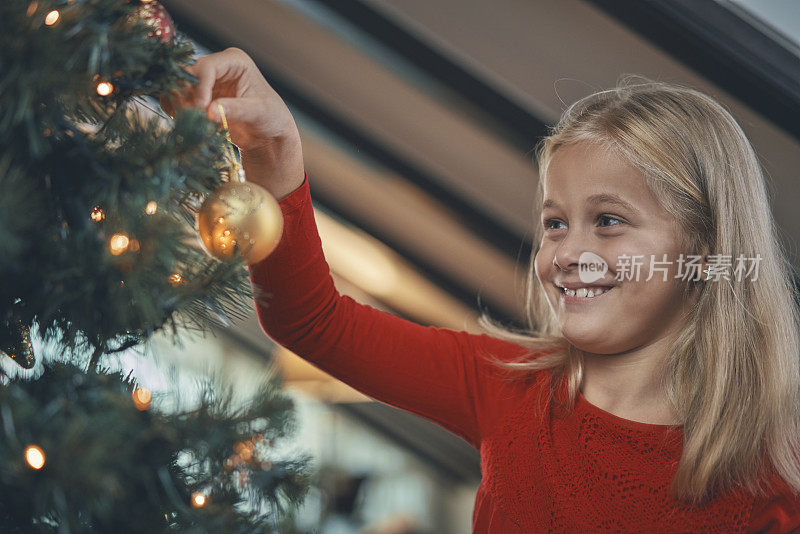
[216,102,245,183]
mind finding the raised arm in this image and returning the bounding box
[165,48,530,450]
[248,169,505,448]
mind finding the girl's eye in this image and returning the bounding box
[542,216,625,231]
[598,215,623,227]
[543,219,565,230]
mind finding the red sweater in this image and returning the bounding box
[248,171,800,533]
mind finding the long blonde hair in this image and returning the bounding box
[478,76,800,504]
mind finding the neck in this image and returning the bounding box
[579,329,682,426]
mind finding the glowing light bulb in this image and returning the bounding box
[145,201,158,215]
[109,233,130,255]
[96,81,113,96]
[191,492,207,508]
[25,445,45,470]
[44,10,59,26]
[168,273,182,286]
[132,388,152,411]
[90,206,105,222]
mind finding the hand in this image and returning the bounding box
[160,48,304,200]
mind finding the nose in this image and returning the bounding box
[552,229,590,272]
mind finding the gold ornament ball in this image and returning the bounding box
[196,181,283,264]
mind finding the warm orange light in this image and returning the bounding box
[109,233,130,255]
[25,445,45,470]
[26,2,38,17]
[191,492,206,508]
[44,10,59,26]
[233,441,253,461]
[90,206,105,222]
[145,201,158,215]
[132,388,152,411]
[96,81,113,96]
[168,273,182,286]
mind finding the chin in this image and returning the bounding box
[559,324,617,354]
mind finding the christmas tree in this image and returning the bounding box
[0,0,310,530]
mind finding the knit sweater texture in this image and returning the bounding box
[248,171,800,533]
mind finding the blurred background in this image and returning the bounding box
[137,1,799,532]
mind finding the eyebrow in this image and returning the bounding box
[542,193,640,214]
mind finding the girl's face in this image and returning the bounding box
[534,141,693,355]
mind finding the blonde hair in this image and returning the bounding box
[478,76,800,504]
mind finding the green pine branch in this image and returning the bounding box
[0,0,256,367]
[0,360,311,532]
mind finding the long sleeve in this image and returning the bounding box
[247,170,506,450]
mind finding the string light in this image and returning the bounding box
[190,492,207,508]
[96,81,114,96]
[132,388,152,411]
[233,441,254,461]
[145,201,158,215]
[44,10,59,26]
[109,233,130,255]
[168,273,182,286]
[24,445,45,470]
[90,206,105,222]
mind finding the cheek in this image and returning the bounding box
[534,246,551,283]
[604,238,678,282]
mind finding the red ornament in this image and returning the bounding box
[134,0,175,43]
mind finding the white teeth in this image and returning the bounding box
[561,286,611,298]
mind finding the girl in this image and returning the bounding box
[167,48,800,532]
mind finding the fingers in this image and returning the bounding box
[186,48,248,109]
[161,53,219,116]
[185,60,214,109]
[206,97,255,128]
[158,82,197,118]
